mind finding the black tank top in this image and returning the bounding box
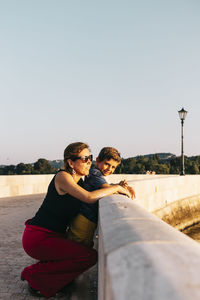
[28,170,83,233]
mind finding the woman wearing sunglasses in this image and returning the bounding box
[21,142,132,298]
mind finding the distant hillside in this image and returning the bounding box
[49,153,176,168]
[134,153,176,160]
[2,153,200,176]
[48,153,177,172]
[0,154,179,169]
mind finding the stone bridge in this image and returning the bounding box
[1,174,200,299]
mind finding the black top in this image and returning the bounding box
[28,170,83,233]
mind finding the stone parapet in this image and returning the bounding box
[2,174,200,209]
[1,174,200,229]
[107,174,200,231]
[98,195,200,300]
[107,174,200,212]
[0,175,54,198]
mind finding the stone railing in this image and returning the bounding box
[107,174,200,229]
[98,195,200,300]
[1,174,200,229]
[0,175,53,198]
[107,174,200,211]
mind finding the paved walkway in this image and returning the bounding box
[0,194,98,300]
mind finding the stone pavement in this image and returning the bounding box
[0,194,98,300]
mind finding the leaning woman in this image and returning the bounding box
[21,142,131,298]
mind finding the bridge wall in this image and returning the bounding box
[108,174,200,211]
[98,195,200,300]
[1,174,200,208]
[0,175,53,198]
[107,174,200,229]
[1,174,200,229]
[0,174,167,198]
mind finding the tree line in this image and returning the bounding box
[0,159,57,175]
[115,154,200,175]
[1,154,200,175]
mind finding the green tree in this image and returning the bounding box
[186,161,199,174]
[169,157,181,174]
[16,163,34,174]
[34,159,55,174]
[16,163,27,174]
[153,163,169,174]
[3,165,16,175]
[133,163,145,174]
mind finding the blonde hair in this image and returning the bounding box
[63,142,89,174]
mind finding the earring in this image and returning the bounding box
[72,168,76,175]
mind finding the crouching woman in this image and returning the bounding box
[21,142,131,298]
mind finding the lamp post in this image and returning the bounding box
[178,107,188,175]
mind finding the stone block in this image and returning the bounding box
[106,242,200,300]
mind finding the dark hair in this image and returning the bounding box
[64,142,89,174]
[98,147,121,163]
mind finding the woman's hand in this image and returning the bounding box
[119,180,136,200]
[126,186,136,199]
[119,180,128,188]
[117,185,134,199]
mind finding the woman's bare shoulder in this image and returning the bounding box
[55,170,73,194]
[56,170,72,181]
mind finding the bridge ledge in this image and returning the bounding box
[98,194,200,300]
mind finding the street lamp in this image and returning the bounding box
[178,107,188,175]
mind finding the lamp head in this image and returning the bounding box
[178,107,188,121]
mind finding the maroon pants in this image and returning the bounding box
[21,223,97,298]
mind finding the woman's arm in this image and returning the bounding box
[55,171,132,203]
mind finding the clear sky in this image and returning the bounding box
[1,0,200,165]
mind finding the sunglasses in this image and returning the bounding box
[70,154,93,163]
